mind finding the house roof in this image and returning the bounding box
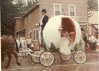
[22,3,40,17]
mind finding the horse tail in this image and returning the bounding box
[14,39,19,53]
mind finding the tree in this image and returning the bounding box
[1,0,39,36]
[1,0,38,35]
[88,0,98,9]
[24,0,39,11]
[1,0,24,35]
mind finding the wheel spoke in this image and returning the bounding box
[31,51,41,63]
[40,52,54,66]
[74,50,86,64]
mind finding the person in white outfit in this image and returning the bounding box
[21,37,27,49]
[77,32,85,51]
[26,36,33,48]
[30,41,35,51]
[60,27,71,55]
[68,32,75,46]
[88,35,96,51]
[19,36,23,48]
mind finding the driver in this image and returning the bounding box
[38,9,49,50]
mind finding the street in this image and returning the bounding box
[2,52,99,71]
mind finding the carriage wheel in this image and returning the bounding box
[60,54,71,61]
[40,52,54,66]
[74,50,86,64]
[31,50,41,63]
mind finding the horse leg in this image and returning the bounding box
[11,52,21,66]
[5,53,12,69]
[1,53,5,62]
[1,53,5,68]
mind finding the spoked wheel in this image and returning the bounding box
[31,50,41,63]
[60,53,71,61]
[74,50,86,64]
[40,52,54,66]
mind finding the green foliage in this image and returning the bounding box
[1,0,24,35]
[1,0,39,36]
[23,0,39,12]
[49,43,59,52]
[88,0,98,9]
[42,42,59,52]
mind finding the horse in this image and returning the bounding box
[1,36,21,69]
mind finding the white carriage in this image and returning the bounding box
[31,15,86,66]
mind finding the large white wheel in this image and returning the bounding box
[60,54,71,61]
[74,50,86,64]
[40,52,54,66]
[31,50,41,63]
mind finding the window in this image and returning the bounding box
[33,28,38,41]
[68,5,76,16]
[54,4,61,16]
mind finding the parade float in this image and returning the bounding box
[31,15,86,66]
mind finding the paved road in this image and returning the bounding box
[2,52,99,71]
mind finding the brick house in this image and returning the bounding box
[14,0,88,49]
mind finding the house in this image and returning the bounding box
[88,9,98,36]
[14,0,88,49]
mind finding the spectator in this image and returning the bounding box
[83,33,88,49]
[14,37,20,53]
[19,36,23,48]
[26,36,33,48]
[30,41,35,51]
[21,37,27,49]
[77,33,85,51]
[88,34,96,51]
[16,37,20,49]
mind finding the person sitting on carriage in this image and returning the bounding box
[59,25,70,40]
[61,27,70,40]
[68,32,75,46]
